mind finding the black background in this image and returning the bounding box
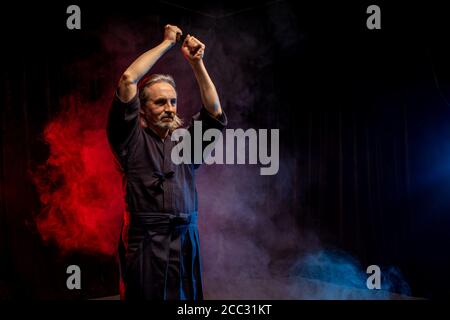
[1,0,450,299]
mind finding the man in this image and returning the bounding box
[107,24,227,300]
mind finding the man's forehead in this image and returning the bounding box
[148,82,177,98]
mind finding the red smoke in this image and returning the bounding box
[32,94,124,256]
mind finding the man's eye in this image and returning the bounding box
[171,100,177,105]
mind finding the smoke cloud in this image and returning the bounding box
[31,94,123,256]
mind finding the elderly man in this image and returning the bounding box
[107,24,227,300]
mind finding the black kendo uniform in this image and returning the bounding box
[107,90,227,300]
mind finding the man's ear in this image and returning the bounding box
[139,110,148,128]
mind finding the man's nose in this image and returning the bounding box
[164,101,176,111]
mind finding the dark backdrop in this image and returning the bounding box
[1,0,450,299]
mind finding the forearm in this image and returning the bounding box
[117,24,182,102]
[123,40,174,83]
[190,60,222,117]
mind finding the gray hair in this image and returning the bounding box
[138,74,176,105]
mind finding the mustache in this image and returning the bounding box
[159,112,175,120]
[140,110,183,131]
[156,112,184,132]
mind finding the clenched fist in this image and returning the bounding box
[181,35,205,64]
[163,24,183,45]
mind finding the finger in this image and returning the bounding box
[187,38,201,51]
[190,36,204,47]
[166,24,181,35]
[196,39,205,48]
[190,37,198,46]
[189,36,200,45]
[181,46,190,54]
[183,34,191,46]
[181,44,191,55]
[175,29,184,42]
[195,48,204,58]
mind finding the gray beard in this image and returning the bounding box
[153,114,183,132]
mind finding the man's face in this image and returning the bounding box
[141,82,179,131]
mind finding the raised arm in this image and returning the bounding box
[118,24,183,102]
[181,35,223,118]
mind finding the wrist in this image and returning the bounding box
[161,39,176,48]
[189,59,204,70]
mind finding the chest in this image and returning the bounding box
[126,130,194,183]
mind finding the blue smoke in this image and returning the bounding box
[290,249,411,299]
[382,266,412,296]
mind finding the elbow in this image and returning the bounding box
[119,71,138,87]
[208,102,222,118]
